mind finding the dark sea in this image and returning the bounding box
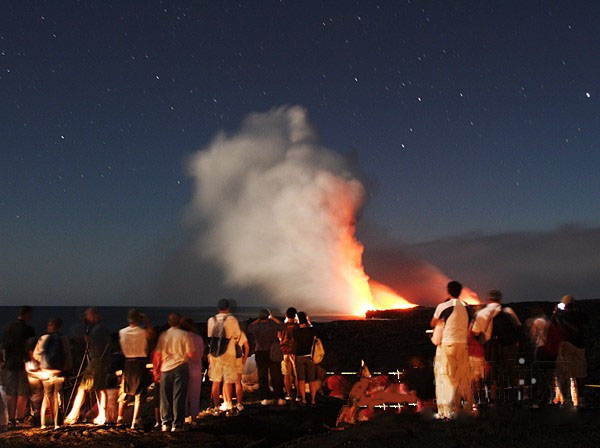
[0,306,359,336]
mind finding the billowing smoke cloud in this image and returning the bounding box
[185,106,370,313]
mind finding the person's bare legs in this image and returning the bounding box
[297,380,306,404]
[93,390,107,425]
[222,382,233,408]
[53,378,63,428]
[211,381,221,408]
[309,381,317,405]
[284,374,294,399]
[117,393,126,425]
[235,374,243,406]
[131,395,142,428]
[570,378,579,407]
[64,386,86,424]
[40,383,50,429]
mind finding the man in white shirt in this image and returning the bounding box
[207,299,241,413]
[117,309,155,429]
[155,313,194,432]
[430,281,472,418]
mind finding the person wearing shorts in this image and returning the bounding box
[293,312,317,406]
[207,299,241,413]
[279,307,298,400]
[117,309,154,429]
[234,331,249,411]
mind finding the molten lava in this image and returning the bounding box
[333,184,478,316]
[335,211,417,315]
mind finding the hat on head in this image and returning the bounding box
[561,294,574,305]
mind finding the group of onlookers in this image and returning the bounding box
[205,300,321,415]
[0,289,588,430]
[431,281,588,419]
[0,300,322,432]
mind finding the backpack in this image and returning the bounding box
[311,336,325,364]
[41,332,65,370]
[490,309,519,346]
[208,316,230,357]
[279,323,297,355]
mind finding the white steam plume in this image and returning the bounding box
[185,106,369,313]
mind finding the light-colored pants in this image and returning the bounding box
[434,343,472,418]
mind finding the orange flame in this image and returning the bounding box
[331,183,478,316]
[459,288,480,305]
[335,205,417,316]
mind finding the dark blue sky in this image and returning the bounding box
[2,1,599,305]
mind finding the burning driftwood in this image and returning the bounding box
[335,362,418,427]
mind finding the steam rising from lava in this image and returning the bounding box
[185,106,474,314]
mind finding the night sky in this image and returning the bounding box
[2,1,600,306]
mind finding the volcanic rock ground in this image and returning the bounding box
[1,300,599,448]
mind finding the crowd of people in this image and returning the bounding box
[0,287,590,431]
[0,300,324,432]
[431,281,588,419]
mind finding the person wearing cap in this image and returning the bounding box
[553,295,588,407]
[248,309,285,406]
[207,299,241,413]
[117,309,155,429]
[472,289,521,400]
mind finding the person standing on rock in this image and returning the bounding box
[293,312,318,407]
[279,307,299,401]
[431,281,473,418]
[33,317,73,429]
[65,307,111,426]
[117,309,155,429]
[554,295,588,407]
[1,306,35,428]
[181,317,204,424]
[471,289,521,401]
[249,309,285,406]
[207,299,241,414]
[155,313,195,432]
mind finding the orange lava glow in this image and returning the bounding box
[459,288,480,305]
[333,187,478,316]
[336,211,417,316]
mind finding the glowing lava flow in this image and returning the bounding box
[332,183,478,316]
[336,213,417,316]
